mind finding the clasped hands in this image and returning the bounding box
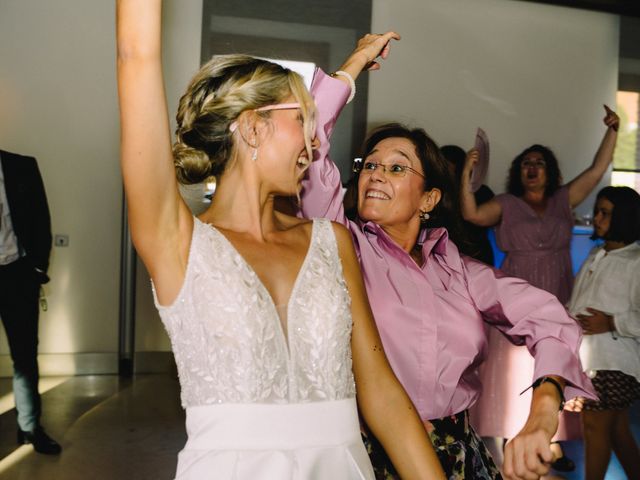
[576,307,614,335]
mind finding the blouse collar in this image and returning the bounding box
[359,220,464,274]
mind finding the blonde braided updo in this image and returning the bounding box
[173,54,315,184]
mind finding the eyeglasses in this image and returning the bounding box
[256,102,300,112]
[229,102,301,133]
[354,159,425,179]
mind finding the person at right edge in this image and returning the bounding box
[569,186,640,480]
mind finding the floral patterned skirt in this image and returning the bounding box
[362,410,502,479]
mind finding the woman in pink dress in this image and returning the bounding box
[460,108,619,470]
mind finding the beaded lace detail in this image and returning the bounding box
[153,218,356,407]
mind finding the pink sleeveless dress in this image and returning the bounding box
[494,186,573,303]
[471,186,580,440]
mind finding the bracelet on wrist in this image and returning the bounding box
[330,70,356,104]
[520,376,565,411]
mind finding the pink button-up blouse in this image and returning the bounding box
[300,69,595,421]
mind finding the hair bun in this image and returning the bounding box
[173,142,213,185]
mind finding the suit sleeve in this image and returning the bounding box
[27,157,52,277]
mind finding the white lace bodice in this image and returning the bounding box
[153,217,356,407]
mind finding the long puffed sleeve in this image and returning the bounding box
[611,254,640,338]
[299,69,351,224]
[463,258,596,401]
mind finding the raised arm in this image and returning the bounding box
[333,32,400,82]
[567,105,620,208]
[300,32,400,223]
[460,148,502,226]
[299,70,351,223]
[333,223,445,479]
[116,0,192,299]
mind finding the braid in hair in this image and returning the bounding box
[172,55,315,185]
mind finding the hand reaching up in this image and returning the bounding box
[463,148,480,174]
[603,105,619,132]
[337,31,401,81]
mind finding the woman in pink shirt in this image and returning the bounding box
[302,33,595,479]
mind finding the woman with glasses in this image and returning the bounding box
[460,110,619,471]
[116,2,445,479]
[301,34,595,479]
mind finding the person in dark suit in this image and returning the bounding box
[0,149,60,455]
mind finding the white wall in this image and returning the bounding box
[0,0,121,357]
[370,0,619,215]
[0,0,620,366]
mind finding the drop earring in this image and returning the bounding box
[419,210,430,223]
[252,148,258,162]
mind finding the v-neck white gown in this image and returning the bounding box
[153,217,374,479]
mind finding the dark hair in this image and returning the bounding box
[507,144,562,197]
[591,186,640,244]
[346,123,467,250]
[440,144,466,182]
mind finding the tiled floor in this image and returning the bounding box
[0,375,185,480]
[0,375,637,479]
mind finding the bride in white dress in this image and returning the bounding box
[116,1,444,479]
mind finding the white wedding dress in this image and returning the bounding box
[153,217,374,479]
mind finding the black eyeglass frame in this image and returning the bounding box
[351,158,425,179]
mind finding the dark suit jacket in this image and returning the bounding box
[1,150,52,284]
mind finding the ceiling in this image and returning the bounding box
[517,0,640,16]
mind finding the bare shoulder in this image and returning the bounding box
[329,221,358,265]
[330,221,353,245]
